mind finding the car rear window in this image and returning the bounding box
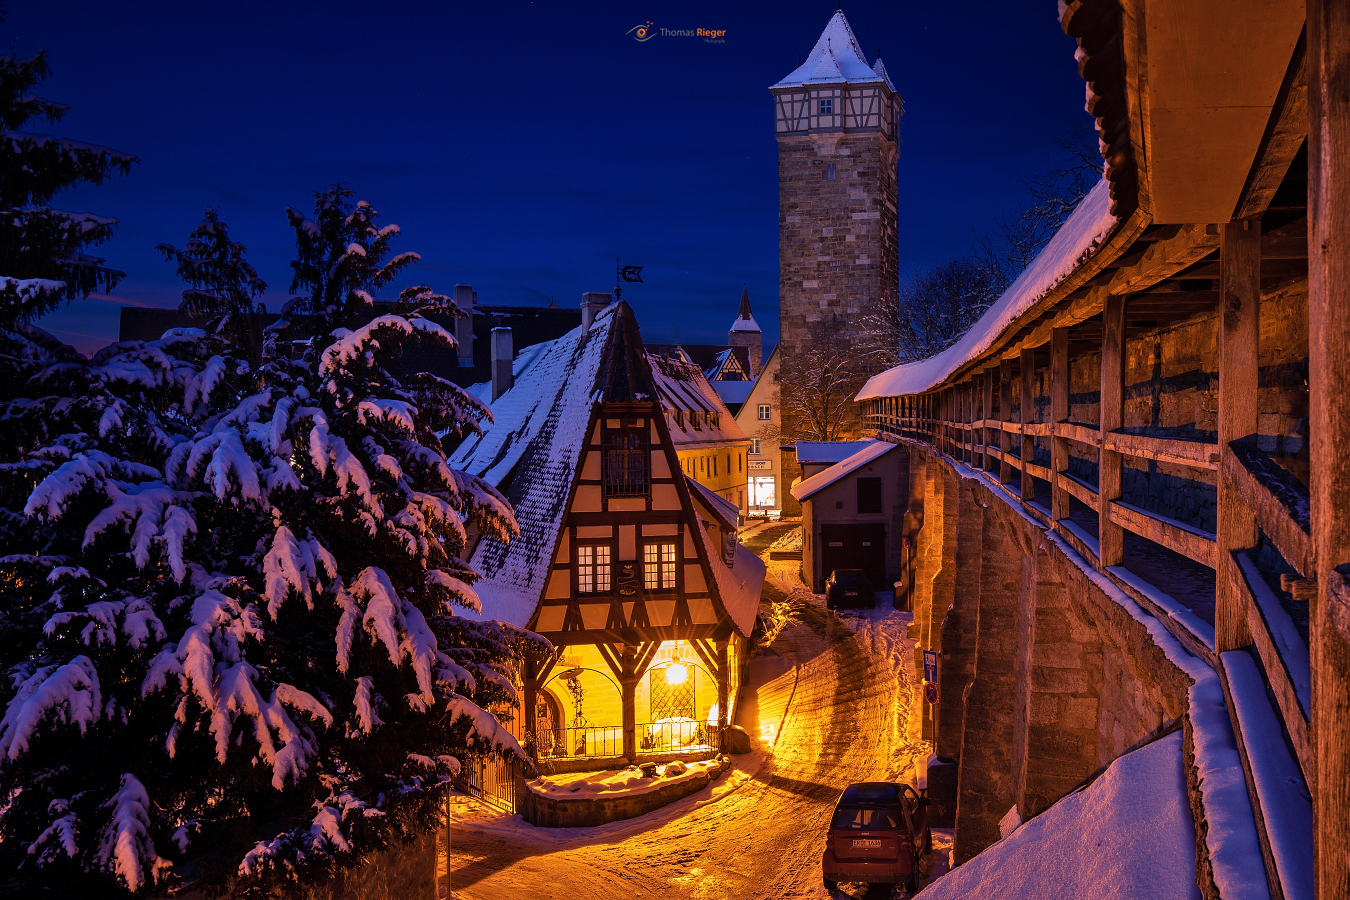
[831,806,899,830]
[833,572,868,587]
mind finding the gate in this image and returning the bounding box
[459,755,518,813]
[819,523,887,589]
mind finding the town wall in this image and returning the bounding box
[902,445,1194,864]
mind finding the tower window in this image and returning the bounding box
[819,98,834,115]
[826,164,837,181]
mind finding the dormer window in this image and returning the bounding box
[603,429,649,498]
[819,98,833,115]
[691,411,701,430]
[673,408,684,429]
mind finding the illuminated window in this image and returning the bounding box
[577,544,611,594]
[643,542,677,591]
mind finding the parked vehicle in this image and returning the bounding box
[825,569,875,609]
[822,782,930,892]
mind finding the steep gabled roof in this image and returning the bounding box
[449,304,624,626]
[772,11,888,89]
[730,289,761,333]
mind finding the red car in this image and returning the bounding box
[822,782,931,892]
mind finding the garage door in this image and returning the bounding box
[819,523,886,589]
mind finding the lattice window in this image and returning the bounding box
[603,430,649,498]
[643,542,677,591]
[576,544,611,593]
[650,666,695,721]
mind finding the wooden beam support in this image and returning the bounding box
[1102,431,1221,470]
[1224,441,1314,577]
[1216,220,1262,652]
[1020,347,1036,501]
[1100,295,1127,566]
[1108,500,1219,570]
[1309,3,1350,889]
[999,358,1013,484]
[1051,328,1071,521]
[983,368,995,473]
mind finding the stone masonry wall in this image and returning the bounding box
[906,445,1194,866]
[777,131,899,441]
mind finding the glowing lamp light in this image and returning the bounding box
[666,662,688,686]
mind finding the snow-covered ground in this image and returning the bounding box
[443,523,937,899]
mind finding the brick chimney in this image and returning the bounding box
[491,327,513,401]
[454,284,475,367]
[581,291,611,332]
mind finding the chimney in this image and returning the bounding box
[581,291,611,332]
[491,327,513,401]
[454,284,475,367]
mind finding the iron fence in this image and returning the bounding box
[533,722,723,759]
[459,754,517,813]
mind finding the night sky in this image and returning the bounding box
[9,1,1088,354]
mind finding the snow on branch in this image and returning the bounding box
[0,656,102,761]
[96,773,167,893]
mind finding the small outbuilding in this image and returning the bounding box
[790,440,909,594]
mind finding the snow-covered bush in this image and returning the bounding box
[0,203,542,896]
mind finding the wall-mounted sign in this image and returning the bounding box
[748,460,772,470]
[923,650,938,683]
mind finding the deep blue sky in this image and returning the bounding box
[11,1,1089,354]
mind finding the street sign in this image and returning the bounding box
[924,682,939,704]
[923,650,938,683]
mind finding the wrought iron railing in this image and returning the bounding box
[534,721,722,759]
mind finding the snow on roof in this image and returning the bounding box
[463,338,557,406]
[772,11,885,89]
[686,475,739,530]
[729,314,761,333]
[688,495,764,638]
[648,353,747,446]
[449,308,618,627]
[791,440,898,502]
[795,440,877,465]
[856,178,1118,401]
[711,380,754,407]
[919,731,1198,900]
[871,58,897,93]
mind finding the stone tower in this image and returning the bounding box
[728,288,763,377]
[770,10,902,440]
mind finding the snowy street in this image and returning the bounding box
[445,523,948,899]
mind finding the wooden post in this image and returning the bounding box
[622,678,637,762]
[716,640,730,735]
[1308,2,1350,894]
[983,369,995,472]
[1020,347,1035,501]
[1099,295,1127,566]
[1216,220,1261,652]
[1051,328,1070,521]
[522,657,539,760]
[999,359,1013,484]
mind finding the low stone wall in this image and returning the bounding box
[523,757,731,828]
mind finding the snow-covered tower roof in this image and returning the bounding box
[729,288,760,334]
[772,10,887,89]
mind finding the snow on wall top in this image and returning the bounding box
[856,178,1118,401]
[449,309,617,628]
[771,11,887,89]
[791,440,899,502]
[918,731,1200,900]
[648,353,748,446]
[686,475,740,530]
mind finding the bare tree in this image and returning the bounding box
[895,259,998,363]
[972,121,1102,293]
[779,313,890,442]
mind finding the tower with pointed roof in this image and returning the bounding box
[728,288,762,377]
[770,10,902,442]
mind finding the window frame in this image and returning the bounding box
[601,420,650,500]
[856,476,883,515]
[819,97,834,115]
[750,438,761,456]
[575,541,614,595]
[641,540,678,593]
[757,404,772,421]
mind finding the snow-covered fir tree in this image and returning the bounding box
[0,8,136,326]
[0,204,541,896]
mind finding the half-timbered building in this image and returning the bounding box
[450,299,765,769]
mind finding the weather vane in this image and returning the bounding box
[614,255,643,302]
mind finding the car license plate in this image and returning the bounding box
[845,591,858,596]
[852,839,882,848]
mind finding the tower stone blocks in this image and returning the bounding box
[771,11,902,442]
